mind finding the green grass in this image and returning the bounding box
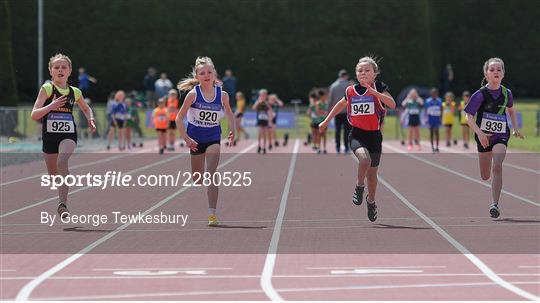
[11,99,540,152]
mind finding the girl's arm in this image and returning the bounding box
[31,88,67,121]
[366,85,396,109]
[176,90,196,141]
[507,107,524,139]
[76,96,96,132]
[466,113,490,148]
[319,98,347,131]
[251,99,261,110]
[221,91,236,143]
[401,98,409,108]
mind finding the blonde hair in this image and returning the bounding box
[444,91,455,101]
[481,57,505,87]
[48,53,72,69]
[178,57,216,91]
[356,56,380,74]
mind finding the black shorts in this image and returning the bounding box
[169,121,177,129]
[114,121,125,129]
[444,124,453,128]
[310,122,320,130]
[156,128,167,133]
[408,115,420,127]
[42,133,77,154]
[235,112,244,118]
[474,134,509,153]
[349,128,382,167]
[191,140,221,155]
[257,119,269,127]
[272,117,277,124]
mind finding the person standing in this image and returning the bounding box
[144,67,158,107]
[77,67,97,100]
[222,69,237,108]
[155,73,173,99]
[328,69,351,153]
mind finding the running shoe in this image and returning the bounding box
[352,185,364,206]
[367,201,378,222]
[139,142,144,147]
[407,144,413,151]
[159,148,164,154]
[275,141,279,147]
[323,150,327,154]
[263,148,267,154]
[257,146,262,154]
[208,214,219,226]
[489,203,500,218]
[268,144,273,150]
[464,143,469,149]
[57,203,70,219]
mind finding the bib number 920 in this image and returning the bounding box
[198,111,218,122]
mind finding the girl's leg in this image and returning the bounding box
[408,127,413,146]
[478,151,493,181]
[56,139,76,205]
[107,127,115,148]
[463,125,470,148]
[126,128,132,149]
[435,127,440,149]
[44,154,59,176]
[354,147,371,186]
[491,144,507,204]
[205,144,221,211]
[414,127,421,145]
[322,132,327,152]
[118,128,124,149]
[365,166,379,203]
[429,127,434,148]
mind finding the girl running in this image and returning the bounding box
[459,91,471,149]
[252,89,273,154]
[31,53,96,218]
[464,58,523,218]
[233,91,248,145]
[319,56,396,222]
[153,98,169,154]
[176,57,235,226]
[307,89,321,151]
[402,88,423,151]
[425,88,443,152]
[442,91,456,147]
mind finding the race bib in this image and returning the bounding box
[194,109,220,126]
[480,112,506,133]
[351,96,374,116]
[427,106,441,116]
[46,113,74,133]
[258,112,269,120]
[114,113,125,120]
[157,114,167,122]
[408,108,420,115]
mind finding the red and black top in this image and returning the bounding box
[345,81,388,131]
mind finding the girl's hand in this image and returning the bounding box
[88,119,97,133]
[319,120,328,133]
[512,129,525,139]
[183,136,198,152]
[477,132,491,148]
[48,95,67,111]
[227,131,235,146]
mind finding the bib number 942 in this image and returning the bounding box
[352,102,374,115]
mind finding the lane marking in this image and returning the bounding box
[378,174,539,301]
[261,139,299,301]
[331,269,423,274]
[427,142,540,175]
[1,152,188,218]
[15,143,257,301]
[383,142,540,207]
[0,146,161,187]
[93,267,232,271]
[27,281,540,301]
[307,266,446,269]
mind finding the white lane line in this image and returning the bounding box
[519,266,540,268]
[261,139,299,301]
[27,281,540,301]
[92,267,232,271]
[14,142,256,301]
[378,175,539,301]
[430,142,540,175]
[0,152,189,218]
[306,266,447,269]
[4,272,540,280]
[383,142,540,207]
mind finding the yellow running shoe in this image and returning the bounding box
[208,214,219,226]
